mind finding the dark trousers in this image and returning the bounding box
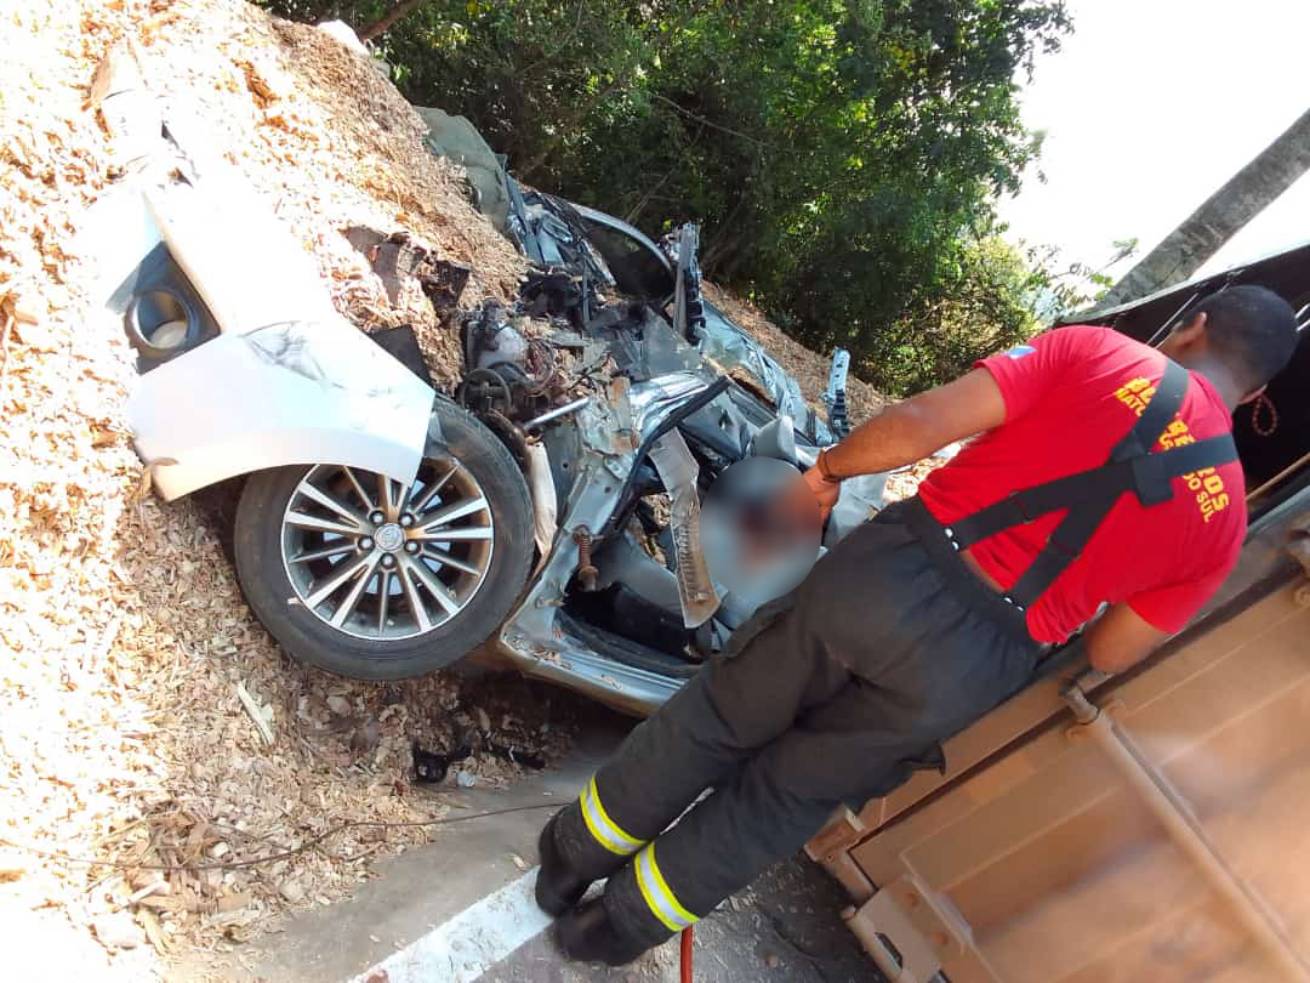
[551,497,1042,948]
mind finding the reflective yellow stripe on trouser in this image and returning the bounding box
[580,776,645,856]
[634,843,699,932]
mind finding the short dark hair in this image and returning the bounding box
[1189,285,1298,390]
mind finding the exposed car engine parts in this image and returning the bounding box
[524,396,590,432]
[511,192,614,290]
[521,269,593,325]
[456,300,581,424]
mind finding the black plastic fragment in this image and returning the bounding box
[411,739,472,784]
[368,325,435,388]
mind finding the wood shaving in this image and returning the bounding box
[0,0,553,969]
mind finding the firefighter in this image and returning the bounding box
[536,285,1299,965]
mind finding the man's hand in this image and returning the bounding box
[1082,602,1168,674]
[802,465,841,523]
[787,367,1007,525]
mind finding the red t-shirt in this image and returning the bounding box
[918,325,1245,644]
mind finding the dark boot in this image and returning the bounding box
[535,813,591,917]
[554,897,653,966]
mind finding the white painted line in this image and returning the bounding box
[350,868,552,983]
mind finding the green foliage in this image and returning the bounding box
[262,0,1072,395]
[1022,236,1139,323]
[866,230,1041,394]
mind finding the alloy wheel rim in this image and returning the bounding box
[279,461,494,640]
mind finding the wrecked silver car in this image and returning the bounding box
[113,104,884,716]
[463,183,886,714]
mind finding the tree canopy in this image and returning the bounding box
[264,0,1073,393]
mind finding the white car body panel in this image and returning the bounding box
[96,158,434,500]
[142,176,340,336]
[128,319,433,500]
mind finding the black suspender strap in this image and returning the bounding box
[1111,358,1189,462]
[1004,494,1120,613]
[947,432,1236,548]
[940,358,1238,612]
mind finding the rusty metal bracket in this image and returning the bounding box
[572,525,598,592]
[841,874,977,982]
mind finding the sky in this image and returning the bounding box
[1000,0,1310,285]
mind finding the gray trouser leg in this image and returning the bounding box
[601,680,949,948]
[552,593,850,881]
[557,502,1040,947]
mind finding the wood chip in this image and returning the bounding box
[127,879,168,904]
[236,681,276,746]
[137,905,170,954]
[216,891,254,913]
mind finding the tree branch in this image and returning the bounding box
[357,0,426,43]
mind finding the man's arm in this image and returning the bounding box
[1092,557,1236,674]
[1081,602,1168,674]
[803,368,1007,515]
[817,368,1007,479]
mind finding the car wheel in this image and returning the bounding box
[233,399,533,680]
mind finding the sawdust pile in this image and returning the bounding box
[702,282,884,425]
[883,455,948,502]
[0,0,561,966]
[126,0,527,389]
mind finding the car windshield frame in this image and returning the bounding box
[572,206,676,303]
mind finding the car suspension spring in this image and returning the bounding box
[572,525,599,592]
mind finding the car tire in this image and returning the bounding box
[232,398,534,680]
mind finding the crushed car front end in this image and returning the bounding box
[451,174,885,714]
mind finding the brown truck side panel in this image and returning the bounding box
[837,581,1310,981]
